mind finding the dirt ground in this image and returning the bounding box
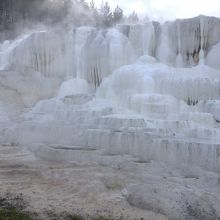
[0,144,168,220]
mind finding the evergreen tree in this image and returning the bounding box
[80,0,89,9]
[113,5,123,23]
[128,11,139,23]
[0,0,127,40]
[90,0,95,9]
[100,1,113,27]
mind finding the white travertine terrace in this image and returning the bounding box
[0,15,220,220]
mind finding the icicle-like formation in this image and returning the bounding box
[155,64,220,104]
[157,76,220,104]
[74,27,134,88]
[0,36,30,70]
[117,23,156,58]
[114,16,220,69]
[1,31,68,78]
[167,15,220,67]
[153,15,220,67]
[156,22,176,66]
[1,15,220,89]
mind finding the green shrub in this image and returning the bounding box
[66,214,84,220]
[0,208,32,220]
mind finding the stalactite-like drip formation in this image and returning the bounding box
[155,15,220,67]
[2,31,67,79]
[1,15,220,89]
[157,76,220,104]
[74,27,134,88]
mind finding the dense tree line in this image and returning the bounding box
[0,0,139,40]
[67,0,124,27]
[0,0,70,30]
